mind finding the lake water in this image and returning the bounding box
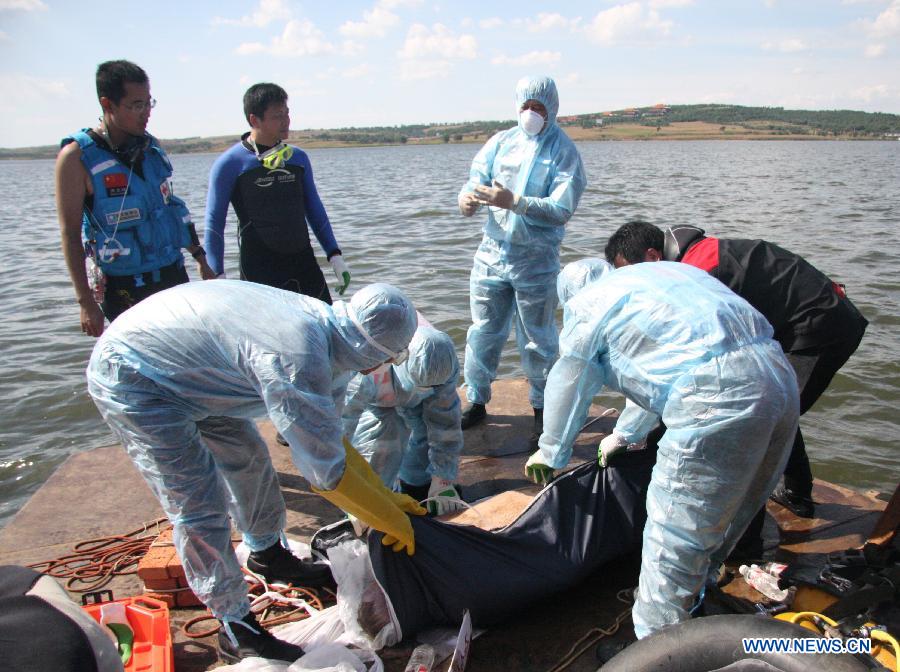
[0,140,897,528]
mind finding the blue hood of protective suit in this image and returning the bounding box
[516,76,560,131]
[557,258,614,305]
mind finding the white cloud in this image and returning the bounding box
[397,23,477,59]
[380,0,423,8]
[851,83,890,102]
[524,12,574,32]
[460,17,473,27]
[761,38,808,52]
[339,6,400,38]
[236,19,352,57]
[343,63,374,78]
[213,0,290,27]
[865,43,886,57]
[649,0,694,7]
[0,30,7,40]
[399,59,453,80]
[866,0,900,38]
[583,3,673,45]
[0,0,46,10]
[0,74,67,110]
[561,72,581,86]
[479,17,503,29]
[491,50,562,66]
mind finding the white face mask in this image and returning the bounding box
[519,108,546,136]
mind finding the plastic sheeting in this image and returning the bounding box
[366,448,655,638]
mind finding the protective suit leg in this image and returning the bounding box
[351,406,409,489]
[512,267,560,409]
[631,345,799,639]
[397,424,431,488]
[197,416,286,552]
[464,248,515,405]
[398,405,461,485]
[87,354,250,621]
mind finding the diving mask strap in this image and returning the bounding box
[248,137,293,169]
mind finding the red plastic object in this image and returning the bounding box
[82,595,174,672]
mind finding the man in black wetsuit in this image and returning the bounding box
[605,221,868,554]
[203,82,350,303]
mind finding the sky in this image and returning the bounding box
[1,0,899,148]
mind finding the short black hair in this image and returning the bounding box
[243,83,288,124]
[96,60,148,104]
[604,220,664,265]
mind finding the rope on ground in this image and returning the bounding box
[27,517,170,592]
[545,587,636,672]
[182,568,329,639]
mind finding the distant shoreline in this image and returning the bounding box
[1,119,893,161]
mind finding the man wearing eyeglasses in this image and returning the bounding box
[204,82,351,306]
[56,60,214,337]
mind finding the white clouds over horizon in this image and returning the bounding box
[0,0,46,10]
[491,51,562,66]
[1,0,899,147]
[582,2,675,45]
[213,0,290,27]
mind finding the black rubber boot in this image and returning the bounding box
[246,541,333,587]
[770,485,815,518]
[218,611,305,663]
[460,402,487,430]
[528,408,543,451]
[400,480,430,504]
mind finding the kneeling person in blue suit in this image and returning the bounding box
[525,259,800,639]
[343,325,465,515]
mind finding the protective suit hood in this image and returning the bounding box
[557,258,614,305]
[397,326,459,389]
[330,283,417,373]
[515,76,559,131]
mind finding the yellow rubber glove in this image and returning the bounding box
[342,438,426,517]
[313,441,423,555]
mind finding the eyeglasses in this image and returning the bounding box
[119,98,157,113]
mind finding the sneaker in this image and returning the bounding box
[460,402,487,430]
[218,611,305,663]
[770,486,815,518]
[528,407,544,451]
[246,542,333,587]
[275,432,289,446]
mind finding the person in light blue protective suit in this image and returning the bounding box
[342,325,464,514]
[457,76,587,449]
[86,280,422,663]
[525,259,800,639]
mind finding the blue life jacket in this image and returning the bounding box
[63,130,192,278]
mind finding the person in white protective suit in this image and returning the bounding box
[524,259,800,639]
[86,280,425,664]
[457,75,587,449]
[342,325,465,515]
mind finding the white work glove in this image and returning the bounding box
[598,432,647,467]
[426,477,465,516]
[473,180,519,211]
[330,254,351,296]
[524,451,555,485]
[458,192,481,217]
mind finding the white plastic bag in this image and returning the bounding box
[327,540,400,650]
